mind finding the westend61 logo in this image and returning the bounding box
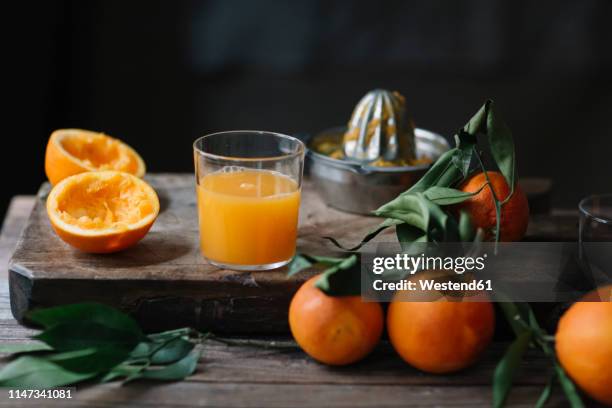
[371,253,488,276]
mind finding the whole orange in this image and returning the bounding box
[458,171,529,242]
[387,298,494,373]
[555,285,612,405]
[289,275,384,365]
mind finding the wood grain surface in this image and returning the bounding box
[8,174,576,334]
[8,175,395,333]
[0,188,588,407]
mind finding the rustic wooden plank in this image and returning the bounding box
[0,196,36,242]
[0,197,35,279]
[527,214,577,241]
[0,337,553,387]
[7,174,575,334]
[186,340,553,386]
[0,192,580,407]
[0,284,557,389]
[0,277,554,388]
[7,175,391,334]
[0,382,570,408]
[10,175,389,281]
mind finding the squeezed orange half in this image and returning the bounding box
[47,171,159,253]
[45,129,145,185]
[197,169,300,267]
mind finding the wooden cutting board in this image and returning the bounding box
[8,174,573,334]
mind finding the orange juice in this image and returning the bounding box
[197,168,300,267]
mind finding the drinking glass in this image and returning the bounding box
[579,195,612,242]
[194,131,305,270]
[578,194,612,289]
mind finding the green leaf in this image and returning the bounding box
[1,302,206,388]
[535,372,555,408]
[553,361,585,408]
[486,101,516,201]
[100,364,143,383]
[493,331,532,408]
[289,254,361,296]
[496,301,530,337]
[287,254,356,277]
[34,321,142,352]
[28,302,142,335]
[48,346,130,374]
[396,223,427,246]
[458,211,475,242]
[286,255,313,276]
[134,350,200,381]
[129,342,152,360]
[527,309,541,331]
[452,130,477,176]
[378,193,453,243]
[463,101,488,135]
[0,356,95,388]
[375,194,429,231]
[423,186,479,205]
[458,100,517,205]
[151,337,195,365]
[46,348,98,362]
[498,301,584,408]
[423,198,451,242]
[443,212,460,242]
[314,254,360,296]
[403,148,463,195]
[473,151,503,243]
[0,342,53,354]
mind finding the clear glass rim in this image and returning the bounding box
[193,130,305,162]
[579,194,612,225]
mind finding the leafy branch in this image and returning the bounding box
[0,303,203,388]
[288,253,359,296]
[494,302,584,407]
[290,100,584,407]
[324,99,515,252]
[310,99,515,297]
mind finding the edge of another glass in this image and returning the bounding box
[193,130,305,162]
[579,194,612,225]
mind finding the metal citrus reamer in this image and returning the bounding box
[343,89,417,165]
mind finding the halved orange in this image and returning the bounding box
[46,171,159,253]
[45,129,146,185]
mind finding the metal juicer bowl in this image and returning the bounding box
[308,127,450,215]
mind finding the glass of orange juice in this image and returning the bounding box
[194,131,305,270]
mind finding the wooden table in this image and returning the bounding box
[0,195,573,407]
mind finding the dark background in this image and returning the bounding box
[5,0,612,224]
